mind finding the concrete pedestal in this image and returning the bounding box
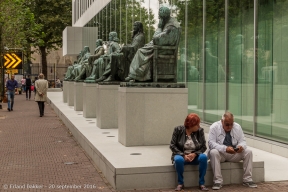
[83,83,98,118]
[67,81,75,106]
[97,84,119,129]
[62,81,68,103]
[74,82,83,111]
[118,87,188,146]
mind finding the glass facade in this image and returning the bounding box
[79,0,288,144]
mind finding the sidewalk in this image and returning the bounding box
[0,93,288,191]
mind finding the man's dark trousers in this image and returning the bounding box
[26,86,31,99]
[37,101,45,116]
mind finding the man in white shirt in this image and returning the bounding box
[208,112,257,190]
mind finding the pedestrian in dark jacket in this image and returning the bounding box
[25,75,32,100]
[170,113,208,191]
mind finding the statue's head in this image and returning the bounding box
[158,6,171,20]
[83,46,90,53]
[108,32,118,42]
[133,21,144,33]
[96,39,103,47]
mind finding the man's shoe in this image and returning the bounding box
[7,108,10,111]
[11,108,13,111]
[212,183,222,190]
[243,181,257,188]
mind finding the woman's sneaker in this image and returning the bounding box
[212,183,222,190]
[243,181,257,188]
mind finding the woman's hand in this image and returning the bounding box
[184,153,197,162]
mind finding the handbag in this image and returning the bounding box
[2,95,8,103]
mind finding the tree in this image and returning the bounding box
[0,0,41,96]
[26,0,72,78]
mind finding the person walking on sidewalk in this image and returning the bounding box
[6,75,18,111]
[35,73,48,117]
[25,75,32,100]
[21,76,26,93]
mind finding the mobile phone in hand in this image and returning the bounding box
[234,147,239,152]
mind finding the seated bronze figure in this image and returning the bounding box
[85,32,121,83]
[74,39,105,82]
[125,6,181,82]
[96,21,145,82]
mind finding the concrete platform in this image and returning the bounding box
[67,81,74,106]
[74,82,83,111]
[46,92,288,190]
[83,83,97,118]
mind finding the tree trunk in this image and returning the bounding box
[39,46,48,79]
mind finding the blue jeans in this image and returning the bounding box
[174,154,208,185]
[7,90,15,109]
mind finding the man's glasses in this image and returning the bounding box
[224,123,234,127]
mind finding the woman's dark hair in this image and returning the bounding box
[184,113,200,129]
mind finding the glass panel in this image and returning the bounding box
[174,0,186,83]
[257,0,288,143]
[204,0,226,122]
[228,1,254,134]
[180,0,203,119]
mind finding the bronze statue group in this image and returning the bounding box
[64,6,180,83]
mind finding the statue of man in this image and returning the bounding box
[72,46,91,80]
[85,32,120,82]
[74,39,105,81]
[64,51,83,81]
[125,6,180,82]
[97,21,145,82]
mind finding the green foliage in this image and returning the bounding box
[25,0,72,77]
[0,0,41,48]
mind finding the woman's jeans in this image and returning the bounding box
[7,90,15,110]
[174,154,208,185]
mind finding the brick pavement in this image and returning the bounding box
[0,93,288,192]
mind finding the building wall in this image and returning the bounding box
[30,48,77,81]
[72,0,288,145]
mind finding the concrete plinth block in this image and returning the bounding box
[74,82,83,111]
[118,87,188,146]
[67,81,75,106]
[97,85,119,129]
[62,81,68,103]
[83,83,98,118]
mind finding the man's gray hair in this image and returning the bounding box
[222,111,234,120]
[38,73,44,79]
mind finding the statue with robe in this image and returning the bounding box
[85,32,121,83]
[96,21,145,82]
[74,39,105,81]
[125,6,180,82]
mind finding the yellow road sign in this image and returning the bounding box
[5,69,19,74]
[3,52,23,69]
